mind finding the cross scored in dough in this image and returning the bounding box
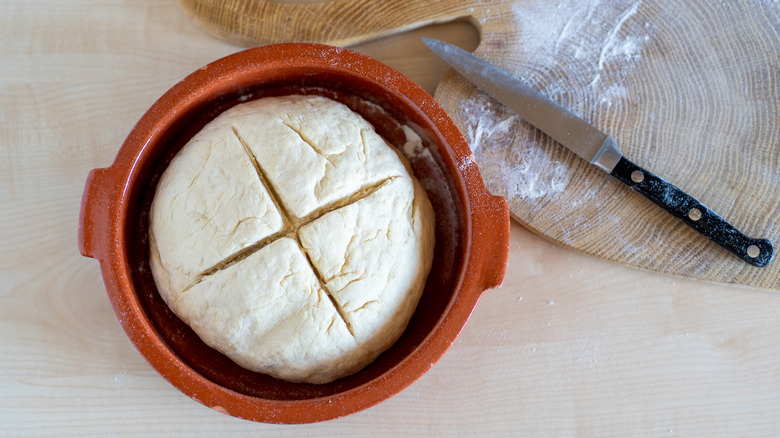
[202,124,402,336]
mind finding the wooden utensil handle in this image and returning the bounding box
[610,157,773,267]
[177,0,472,47]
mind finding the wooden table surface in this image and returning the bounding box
[2,1,779,436]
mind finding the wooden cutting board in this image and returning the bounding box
[177,0,779,291]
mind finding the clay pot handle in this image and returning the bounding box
[472,193,510,291]
[78,168,115,260]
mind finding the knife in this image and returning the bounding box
[423,37,773,267]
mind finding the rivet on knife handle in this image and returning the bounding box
[610,156,773,267]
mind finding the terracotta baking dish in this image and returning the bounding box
[78,43,509,423]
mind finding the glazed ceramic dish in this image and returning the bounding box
[78,43,509,423]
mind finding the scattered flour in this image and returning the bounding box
[457,0,653,204]
[508,0,651,107]
[469,114,517,154]
[592,1,650,88]
[459,94,569,201]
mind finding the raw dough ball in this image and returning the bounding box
[149,95,435,384]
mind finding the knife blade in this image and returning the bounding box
[423,37,773,267]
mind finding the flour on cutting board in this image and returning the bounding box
[458,0,653,204]
[461,94,569,200]
[509,0,651,103]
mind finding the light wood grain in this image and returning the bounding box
[178,0,780,290]
[3,0,780,435]
[177,0,477,47]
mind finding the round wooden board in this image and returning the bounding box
[178,0,779,290]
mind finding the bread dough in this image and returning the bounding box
[149,95,435,383]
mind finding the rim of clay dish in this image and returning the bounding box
[78,43,509,424]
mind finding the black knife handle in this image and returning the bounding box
[610,157,773,267]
